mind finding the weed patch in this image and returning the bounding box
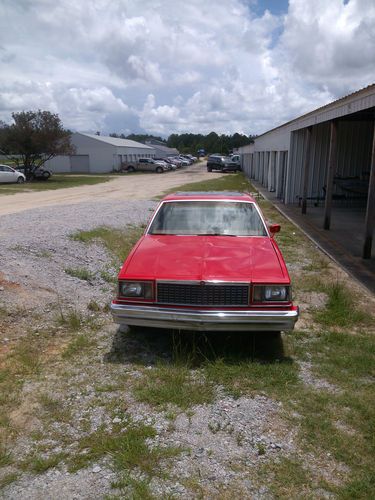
[204,358,299,399]
[22,452,67,473]
[62,333,95,359]
[314,281,369,328]
[68,419,182,497]
[134,365,214,410]
[64,267,94,282]
[71,225,144,264]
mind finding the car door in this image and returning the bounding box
[144,159,155,172]
[138,158,149,170]
[0,165,16,183]
[0,165,6,182]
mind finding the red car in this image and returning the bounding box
[111,192,299,332]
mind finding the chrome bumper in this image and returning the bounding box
[111,303,299,332]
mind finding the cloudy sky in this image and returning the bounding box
[0,0,374,137]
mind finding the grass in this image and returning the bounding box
[134,365,215,410]
[131,173,375,496]
[0,473,19,489]
[258,457,313,498]
[0,174,112,195]
[22,452,67,473]
[0,441,12,467]
[57,308,86,332]
[68,420,182,497]
[1,171,374,498]
[62,333,95,359]
[38,393,72,423]
[160,172,253,197]
[313,281,369,328]
[71,225,144,264]
[204,357,298,400]
[64,267,95,282]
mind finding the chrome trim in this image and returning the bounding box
[111,303,299,332]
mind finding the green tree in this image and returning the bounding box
[0,110,74,179]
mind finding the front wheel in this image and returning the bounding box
[42,171,51,180]
[127,165,135,172]
[17,176,25,184]
[207,166,212,172]
[156,166,163,173]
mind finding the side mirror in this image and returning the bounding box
[269,224,281,237]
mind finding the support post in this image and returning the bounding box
[363,122,375,258]
[301,126,312,214]
[324,121,338,230]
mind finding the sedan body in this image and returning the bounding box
[0,165,26,183]
[111,192,299,332]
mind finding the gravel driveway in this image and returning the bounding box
[1,171,337,499]
[0,162,223,216]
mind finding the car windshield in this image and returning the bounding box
[148,201,267,236]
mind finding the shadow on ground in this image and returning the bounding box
[104,326,292,367]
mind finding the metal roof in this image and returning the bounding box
[256,83,375,139]
[78,133,154,149]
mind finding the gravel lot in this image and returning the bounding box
[0,195,302,499]
[2,175,369,498]
[0,200,156,312]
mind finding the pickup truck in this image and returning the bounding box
[123,158,169,173]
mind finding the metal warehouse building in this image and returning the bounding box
[240,84,375,262]
[46,133,155,173]
[145,139,179,158]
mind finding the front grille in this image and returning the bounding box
[157,282,249,306]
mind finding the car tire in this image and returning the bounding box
[17,176,25,184]
[207,167,212,172]
[42,171,51,180]
[156,166,163,173]
[127,166,135,172]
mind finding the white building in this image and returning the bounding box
[238,84,375,260]
[46,133,155,173]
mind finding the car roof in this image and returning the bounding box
[162,191,257,202]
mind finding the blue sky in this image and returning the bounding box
[0,0,374,137]
[251,0,289,16]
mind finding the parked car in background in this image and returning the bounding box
[111,191,299,333]
[0,164,26,183]
[15,164,52,180]
[167,157,183,168]
[206,155,240,172]
[230,154,241,168]
[154,158,177,170]
[185,154,198,162]
[123,158,169,173]
[177,156,191,166]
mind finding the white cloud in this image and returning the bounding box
[0,0,374,136]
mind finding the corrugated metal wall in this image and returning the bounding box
[337,121,373,177]
[285,120,373,204]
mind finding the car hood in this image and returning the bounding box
[120,235,288,283]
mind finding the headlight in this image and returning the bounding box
[119,281,153,299]
[253,285,290,302]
